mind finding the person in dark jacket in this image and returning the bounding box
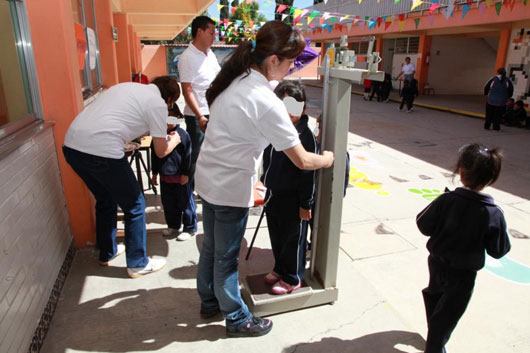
[398,76,418,112]
[416,143,511,353]
[380,73,392,103]
[151,119,197,241]
[511,100,528,128]
[484,67,514,131]
[261,81,317,295]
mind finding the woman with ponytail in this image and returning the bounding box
[195,21,334,337]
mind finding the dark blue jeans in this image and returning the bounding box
[196,199,251,328]
[62,146,148,268]
[160,181,197,232]
[184,114,208,189]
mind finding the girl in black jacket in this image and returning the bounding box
[416,143,511,353]
[261,81,317,295]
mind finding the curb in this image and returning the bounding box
[304,82,486,120]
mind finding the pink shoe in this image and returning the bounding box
[271,280,301,295]
[264,271,280,285]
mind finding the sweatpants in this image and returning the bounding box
[160,181,197,233]
[265,194,309,286]
[422,256,477,353]
[485,103,504,131]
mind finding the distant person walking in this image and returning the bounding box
[178,16,220,189]
[395,56,416,81]
[484,67,513,131]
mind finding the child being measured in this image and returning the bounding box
[261,81,317,295]
[416,143,511,353]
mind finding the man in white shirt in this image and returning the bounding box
[178,16,221,189]
[396,56,416,81]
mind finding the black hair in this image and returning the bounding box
[515,100,524,108]
[497,67,507,82]
[191,16,215,38]
[405,57,411,61]
[151,76,180,103]
[274,81,307,103]
[453,143,503,190]
[206,21,306,106]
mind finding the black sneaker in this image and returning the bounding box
[226,316,273,337]
[200,307,221,319]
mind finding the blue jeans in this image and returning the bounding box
[184,114,207,189]
[196,199,251,328]
[62,146,149,268]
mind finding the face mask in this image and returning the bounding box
[283,96,305,117]
[167,116,181,124]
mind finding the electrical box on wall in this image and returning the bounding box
[112,27,118,42]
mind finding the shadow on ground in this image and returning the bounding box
[282,330,425,353]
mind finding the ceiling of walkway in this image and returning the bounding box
[111,0,216,40]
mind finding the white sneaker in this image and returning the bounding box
[176,232,194,241]
[162,228,178,236]
[127,258,167,278]
[99,244,126,266]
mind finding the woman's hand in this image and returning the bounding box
[322,150,334,168]
[179,175,189,185]
[198,116,208,133]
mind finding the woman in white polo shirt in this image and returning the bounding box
[63,77,181,278]
[396,56,416,81]
[195,21,334,338]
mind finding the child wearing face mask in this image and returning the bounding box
[261,81,317,295]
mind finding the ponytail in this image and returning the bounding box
[206,21,306,106]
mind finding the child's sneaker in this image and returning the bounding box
[162,228,178,236]
[264,271,280,285]
[271,280,301,295]
[176,231,194,241]
[226,316,273,337]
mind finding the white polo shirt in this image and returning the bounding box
[402,62,416,75]
[178,43,221,116]
[64,83,167,159]
[195,69,301,208]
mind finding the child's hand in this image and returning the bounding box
[151,174,158,186]
[299,207,312,221]
[179,175,189,185]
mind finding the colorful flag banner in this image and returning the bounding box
[281,13,289,21]
[428,14,434,25]
[347,22,353,31]
[384,20,392,31]
[398,20,405,31]
[414,18,420,29]
[495,1,502,15]
[217,4,225,11]
[444,2,455,19]
[276,4,287,13]
[377,17,383,27]
[429,3,440,14]
[369,20,377,30]
[340,15,351,22]
[486,0,493,7]
[479,2,486,15]
[411,0,423,11]
[462,4,471,18]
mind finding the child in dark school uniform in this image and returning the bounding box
[151,114,197,242]
[261,81,317,295]
[416,143,511,353]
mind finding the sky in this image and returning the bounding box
[206,0,315,21]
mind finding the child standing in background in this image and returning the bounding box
[151,116,197,241]
[416,143,511,353]
[363,79,372,101]
[262,81,317,295]
[399,76,418,112]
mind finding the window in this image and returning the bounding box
[393,37,419,54]
[0,0,42,138]
[72,0,102,99]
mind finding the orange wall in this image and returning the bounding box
[288,47,321,79]
[416,35,432,94]
[114,13,132,82]
[26,0,95,247]
[95,0,118,87]
[142,45,168,80]
[496,28,511,73]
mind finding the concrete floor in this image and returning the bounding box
[41,87,530,353]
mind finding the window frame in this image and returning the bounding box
[77,0,103,99]
[0,0,43,141]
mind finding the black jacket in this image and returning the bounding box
[416,187,510,271]
[261,115,317,210]
[151,125,191,176]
